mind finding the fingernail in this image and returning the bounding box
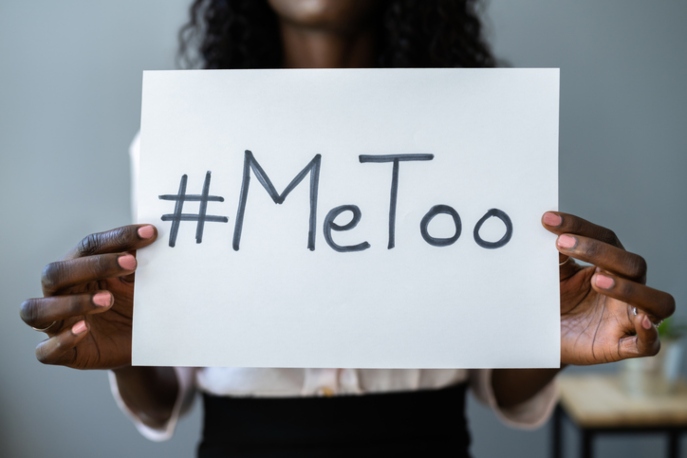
[137,225,155,239]
[72,320,87,335]
[594,274,614,289]
[543,212,562,227]
[118,255,136,271]
[642,316,652,330]
[93,292,112,307]
[557,234,577,249]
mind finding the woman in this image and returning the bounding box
[20,0,675,456]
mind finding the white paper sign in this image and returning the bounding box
[133,68,560,368]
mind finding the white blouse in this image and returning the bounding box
[110,133,558,441]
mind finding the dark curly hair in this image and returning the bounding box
[178,0,497,69]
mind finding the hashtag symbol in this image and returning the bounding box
[159,171,229,247]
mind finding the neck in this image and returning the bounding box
[278,21,377,69]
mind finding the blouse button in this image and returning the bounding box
[318,387,335,397]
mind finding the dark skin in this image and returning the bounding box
[21,225,179,425]
[268,0,384,68]
[493,212,674,407]
[21,0,676,427]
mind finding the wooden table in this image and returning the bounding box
[552,374,687,458]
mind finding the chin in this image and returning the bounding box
[267,0,383,31]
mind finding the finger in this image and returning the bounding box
[42,253,136,296]
[120,249,138,285]
[555,234,647,281]
[619,312,660,358]
[63,225,157,261]
[542,212,623,249]
[558,255,581,281]
[592,272,675,320]
[20,292,113,330]
[35,320,89,366]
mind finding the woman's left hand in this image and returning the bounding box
[542,211,675,365]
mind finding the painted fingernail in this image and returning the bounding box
[92,292,112,307]
[594,274,614,289]
[72,320,87,335]
[137,225,155,239]
[642,316,652,330]
[118,255,136,271]
[557,234,577,249]
[543,212,562,227]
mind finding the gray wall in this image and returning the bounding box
[1,1,685,457]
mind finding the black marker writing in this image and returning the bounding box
[359,154,434,249]
[233,150,321,251]
[420,204,462,247]
[473,208,513,249]
[159,171,229,247]
[323,205,371,253]
[158,154,513,251]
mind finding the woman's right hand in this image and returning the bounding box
[20,224,157,370]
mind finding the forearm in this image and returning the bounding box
[492,367,565,408]
[112,366,178,429]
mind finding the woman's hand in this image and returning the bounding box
[542,212,675,365]
[20,225,157,369]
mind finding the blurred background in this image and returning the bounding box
[1,0,685,456]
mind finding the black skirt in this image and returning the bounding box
[198,382,471,457]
